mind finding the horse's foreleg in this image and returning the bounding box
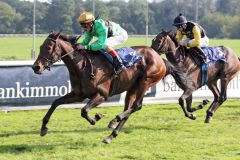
[179,89,196,120]
[41,91,84,136]
[186,95,193,112]
[194,99,209,111]
[81,93,105,125]
[186,94,209,112]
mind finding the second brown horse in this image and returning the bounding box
[151,30,240,123]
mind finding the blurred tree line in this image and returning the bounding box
[0,0,240,38]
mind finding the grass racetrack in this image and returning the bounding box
[0,100,240,160]
[0,35,240,60]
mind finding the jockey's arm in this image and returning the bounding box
[88,23,108,51]
[176,30,183,42]
[80,33,93,46]
[186,26,201,47]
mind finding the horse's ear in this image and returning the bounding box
[55,31,61,39]
[161,29,166,33]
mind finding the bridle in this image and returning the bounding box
[153,35,175,55]
[39,37,75,71]
[156,34,180,55]
[39,35,95,78]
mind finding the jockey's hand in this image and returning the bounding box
[178,40,185,46]
[75,44,85,50]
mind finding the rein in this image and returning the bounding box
[40,37,75,70]
[158,46,180,55]
[81,50,95,79]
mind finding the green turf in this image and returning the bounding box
[1,36,240,60]
[0,100,240,160]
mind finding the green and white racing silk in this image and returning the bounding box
[80,19,121,51]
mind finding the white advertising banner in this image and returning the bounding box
[0,61,240,110]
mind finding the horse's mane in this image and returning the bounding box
[167,31,190,60]
[47,32,71,43]
[167,31,178,47]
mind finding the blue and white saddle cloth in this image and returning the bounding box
[200,46,226,87]
[100,47,142,67]
[202,46,226,63]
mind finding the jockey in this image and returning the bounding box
[173,13,209,64]
[75,11,128,74]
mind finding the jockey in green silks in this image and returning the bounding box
[75,11,128,74]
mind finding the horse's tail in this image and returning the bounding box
[163,58,195,90]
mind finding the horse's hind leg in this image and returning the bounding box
[205,79,229,123]
[104,82,147,144]
[103,117,129,144]
[104,98,143,144]
[41,91,84,136]
[81,93,106,125]
[205,82,220,123]
[108,88,137,129]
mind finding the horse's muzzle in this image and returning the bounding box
[32,65,42,74]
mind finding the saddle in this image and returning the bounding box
[188,46,226,66]
[100,47,142,67]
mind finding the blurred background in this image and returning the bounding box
[0,0,240,38]
[1,0,240,60]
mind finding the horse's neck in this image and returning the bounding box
[161,36,196,71]
[59,39,74,57]
[165,40,180,64]
[166,42,195,69]
[59,39,85,72]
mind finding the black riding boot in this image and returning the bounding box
[113,55,125,74]
[195,47,207,64]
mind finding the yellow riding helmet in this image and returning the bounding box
[78,12,95,24]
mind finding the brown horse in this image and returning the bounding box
[32,32,184,144]
[151,30,240,123]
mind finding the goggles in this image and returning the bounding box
[80,23,89,29]
[176,24,186,29]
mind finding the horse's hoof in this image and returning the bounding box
[102,137,112,144]
[40,127,48,137]
[205,116,212,123]
[191,114,196,120]
[188,114,196,120]
[89,120,96,125]
[108,121,117,129]
[203,99,210,105]
[95,113,104,121]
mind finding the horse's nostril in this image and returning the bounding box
[32,65,40,71]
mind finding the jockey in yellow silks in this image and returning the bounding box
[173,13,209,64]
